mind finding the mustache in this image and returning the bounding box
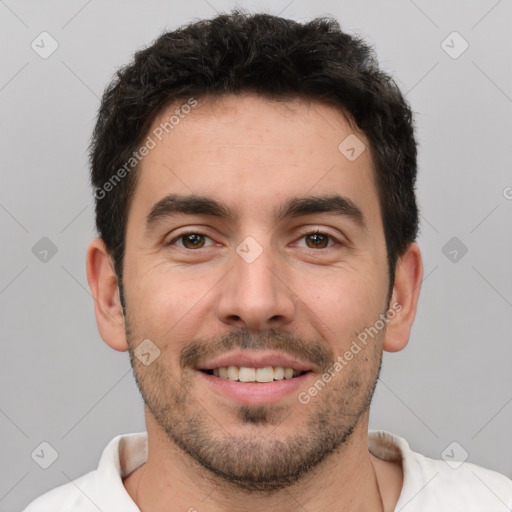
[180,327,334,371]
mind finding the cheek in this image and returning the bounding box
[306,268,387,337]
[129,269,215,347]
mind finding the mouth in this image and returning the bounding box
[195,351,315,405]
[201,366,309,382]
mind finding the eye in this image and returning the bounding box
[166,230,339,251]
[167,231,215,250]
[295,230,339,249]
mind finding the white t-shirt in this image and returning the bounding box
[22,430,512,511]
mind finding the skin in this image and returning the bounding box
[86,93,423,511]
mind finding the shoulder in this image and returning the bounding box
[22,432,146,512]
[22,470,99,512]
[412,452,512,510]
[369,430,512,511]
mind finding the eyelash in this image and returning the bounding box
[167,229,340,250]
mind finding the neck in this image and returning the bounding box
[124,410,399,512]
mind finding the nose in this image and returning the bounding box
[215,240,296,331]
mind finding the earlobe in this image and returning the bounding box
[85,238,128,352]
[382,242,423,353]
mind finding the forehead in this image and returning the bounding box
[130,93,382,230]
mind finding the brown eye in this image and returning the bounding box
[304,232,330,249]
[181,233,206,249]
[168,232,213,249]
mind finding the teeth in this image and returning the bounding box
[227,366,239,380]
[273,366,284,380]
[239,367,256,382]
[210,365,303,382]
[255,367,274,382]
[284,367,294,379]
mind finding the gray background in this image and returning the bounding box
[1,0,511,510]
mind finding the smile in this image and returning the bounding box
[195,351,316,405]
[202,366,308,382]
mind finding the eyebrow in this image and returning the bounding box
[145,193,366,234]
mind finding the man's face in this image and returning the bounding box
[122,94,390,490]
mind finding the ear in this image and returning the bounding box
[382,242,423,353]
[85,238,128,352]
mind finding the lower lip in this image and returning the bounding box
[198,371,312,405]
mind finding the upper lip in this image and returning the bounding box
[195,350,315,373]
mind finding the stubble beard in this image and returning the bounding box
[126,321,383,493]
